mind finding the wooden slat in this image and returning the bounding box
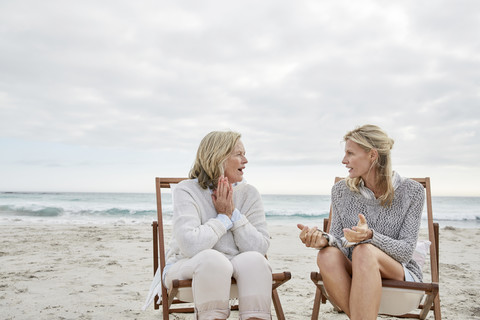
[158,177,187,188]
[172,272,291,289]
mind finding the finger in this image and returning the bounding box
[226,180,233,196]
[299,225,310,243]
[218,179,227,197]
[311,231,323,248]
[308,230,322,248]
[307,226,318,236]
[352,225,366,231]
[351,226,363,235]
[305,231,315,247]
[306,226,318,240]
[226,187,233,205]
[297,223,305,230]
[343,228,356,242]
[345,228,365,242]
[305,227,318,247]
[344,228,359,234]
[299,225,309,238]
[358,214,367,225]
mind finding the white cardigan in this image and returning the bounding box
[143,179,270,310]
[165,178,270,267]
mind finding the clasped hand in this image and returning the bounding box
[212,175,234,218]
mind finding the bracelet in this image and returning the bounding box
[321,233,330,246]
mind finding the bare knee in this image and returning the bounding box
[351,244,379,273]
[317,247,349,274]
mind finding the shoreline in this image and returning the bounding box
[1,217,480,229]
[1,224,480,319]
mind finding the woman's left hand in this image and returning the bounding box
[212,175,234,218]
[297,224,327,249]
[343,214,372,242]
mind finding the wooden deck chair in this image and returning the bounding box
[151,177,291,319]
[310,177,441,320]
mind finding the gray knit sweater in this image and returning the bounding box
[330,175,425,281]
[165,179,270,267]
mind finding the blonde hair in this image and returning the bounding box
[344,124,395,206]
[189,131,241,189]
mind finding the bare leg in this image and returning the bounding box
[317,247,353,317]
[349,244,404,320]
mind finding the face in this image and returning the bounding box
[342,139,375,180]
[223,140,248,184]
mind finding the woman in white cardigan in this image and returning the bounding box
[164,130,271,320]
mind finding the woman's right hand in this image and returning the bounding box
[297,224,327,249]
[343,214,372,242]
[212,175,234,218]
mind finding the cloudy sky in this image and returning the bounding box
[1,0,479,196]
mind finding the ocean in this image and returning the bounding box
[0,192,479,228]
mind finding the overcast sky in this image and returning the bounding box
[1,0,479,196]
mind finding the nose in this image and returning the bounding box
[242,155,248,164]
[342,154,347,164]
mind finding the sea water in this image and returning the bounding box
[1,191,479,228]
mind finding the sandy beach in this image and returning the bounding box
[1,223,479,319]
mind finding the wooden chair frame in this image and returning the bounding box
[152,177,291,319]
[310,177,441,320]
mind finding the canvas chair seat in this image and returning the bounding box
[318,278,425,316]
[379,287,424,315]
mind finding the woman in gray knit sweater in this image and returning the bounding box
[298,125,424,320]
[164,131,271,320]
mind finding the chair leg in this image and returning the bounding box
[272,288,285,320]
[162,306,169,320]
[161,294,170,320]
[311,287,321,320]
[434,295,442,320]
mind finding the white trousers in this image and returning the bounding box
[165,249,272,320]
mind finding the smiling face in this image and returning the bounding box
[223,140,248,184]
[342,139,376,181]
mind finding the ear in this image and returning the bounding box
[370,149,378,162]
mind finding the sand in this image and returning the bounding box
[1,223,479,319]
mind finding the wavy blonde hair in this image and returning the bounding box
[344,124,395,207]
[189,130,241,190]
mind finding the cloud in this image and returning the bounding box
[0,0,479,194]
